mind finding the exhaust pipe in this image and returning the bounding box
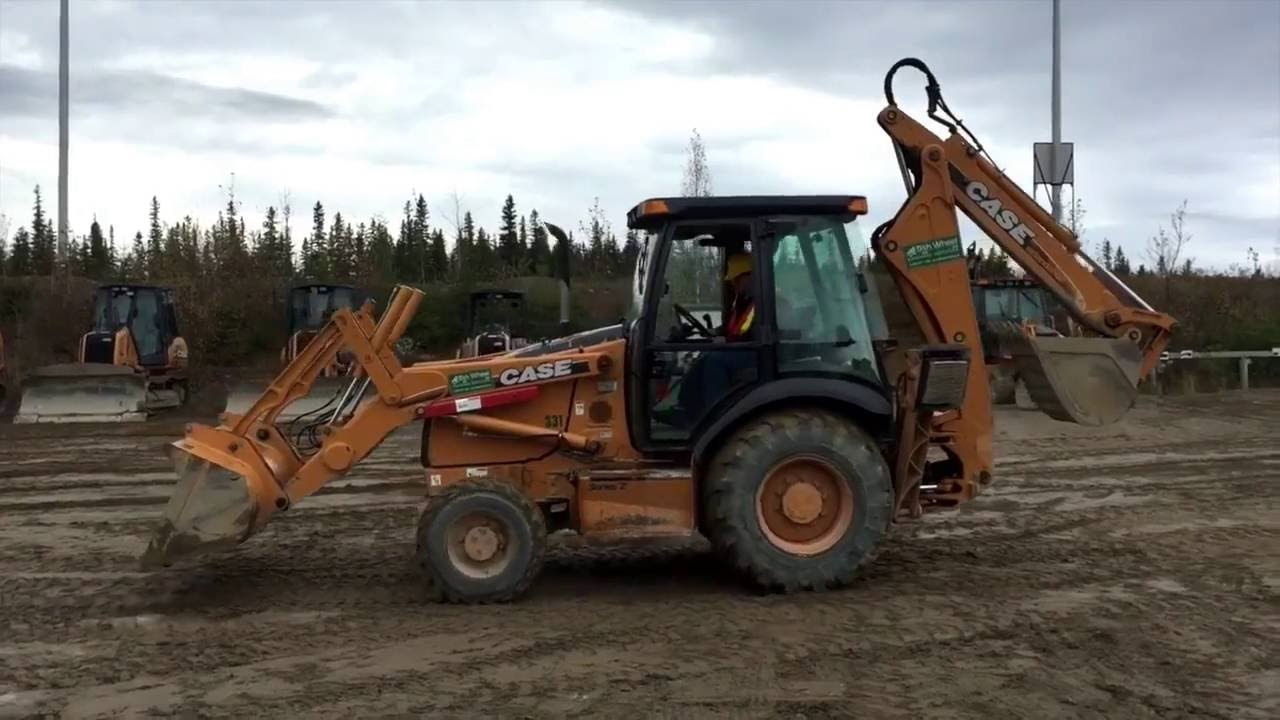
[544,222,572,336]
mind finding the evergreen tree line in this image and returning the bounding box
[0,186,643,287]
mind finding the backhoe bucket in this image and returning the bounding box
[140,443,271,569]
[222,376,349,423]
[1005,333,1144,427]
[15,363,148,423]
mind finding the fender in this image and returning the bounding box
[691,377,894,470]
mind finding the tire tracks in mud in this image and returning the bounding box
[3,395,1280,718]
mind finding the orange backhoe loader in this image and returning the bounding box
[140,58,1174,602]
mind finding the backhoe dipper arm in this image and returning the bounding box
[868,58,1176,507]
[878,59,1175,377]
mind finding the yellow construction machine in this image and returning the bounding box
[18,284,188,423]
[140,58,1174,602]
[223,283,372,422]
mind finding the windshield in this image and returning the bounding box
[290,287,359,332]
[981,286,1051,325]
[771,217,885,380]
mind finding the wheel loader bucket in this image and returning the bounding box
[15,363,148,423]
[140,442,273,569]
[222,376,350,423]
[1005,333,1144,427]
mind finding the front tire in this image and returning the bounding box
[702,409,892,593]
[416,480,547,604]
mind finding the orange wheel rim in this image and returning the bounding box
[755,455,854,557]
[445,511,514,579]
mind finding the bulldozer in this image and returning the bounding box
[17,284,188,423]
[223,283,372,422]
[455,222,575,359]
[140,58,1175,603]
[455,289,529,358]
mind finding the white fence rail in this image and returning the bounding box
[1158,348,1280,391]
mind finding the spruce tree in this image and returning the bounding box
[305,201,327,279]
[394,201,412,282]
[148,196,164,276]
[1100,239,1114,271]
[367,219,395,285]
[497,194,521,271]
[87,219,110,279]
[622,229,641,274]
[527,209,550,275]
[429,229,448,281]
[30,186,55,274]
[1114,246,1131,275]
[8,227,32,275]
[412,194,430,282]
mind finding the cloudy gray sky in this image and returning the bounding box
[1,0,1277,271]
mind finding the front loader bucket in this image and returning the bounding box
[1006,334,1144,427]
[15,363,148,424]
[223,376,350,423]
[140,444,270,569]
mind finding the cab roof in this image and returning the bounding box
[626,195,868,230]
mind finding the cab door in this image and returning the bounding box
[630,219,772,451]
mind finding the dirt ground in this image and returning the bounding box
[1,391,1277,719]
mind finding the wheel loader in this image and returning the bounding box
[140,58,1175,602]
[223,283,372,422]
[17,284,188,423]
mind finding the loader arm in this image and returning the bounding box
[143,285,612,568]
[871,58,1176,506]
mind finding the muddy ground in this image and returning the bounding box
[1,391,1277,719]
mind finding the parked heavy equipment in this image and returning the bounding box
[17,285,188,423]
[455,222,573,359]
[141,58,1175,603]
[971,277,1065,405]
[223,283,372,422]
[456,289,528,358]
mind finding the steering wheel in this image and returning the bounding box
[672,303,713,338]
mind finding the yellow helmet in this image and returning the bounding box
[725,252,752,281]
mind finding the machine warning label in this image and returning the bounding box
[449,370,495,395]
[904,236,964,269]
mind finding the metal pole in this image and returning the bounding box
[1050,0,1063,223]
[57,0,69,269]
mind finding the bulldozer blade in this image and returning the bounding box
[140,447,262,570]
[15,363,148,423]
[1006,334,1144,427]
[222,376,351,423]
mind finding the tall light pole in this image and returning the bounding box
[57,0,69,270]
[1050,0,1062,223]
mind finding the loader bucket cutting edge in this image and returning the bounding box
[1006,333,1144,427]
[140,446,266,570]
[15,363,148,424]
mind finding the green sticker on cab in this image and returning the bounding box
[904,236,964,269]
[449,370,494,395]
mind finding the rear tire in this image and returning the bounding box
[416,480,546,604]
[703,409,892,593]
